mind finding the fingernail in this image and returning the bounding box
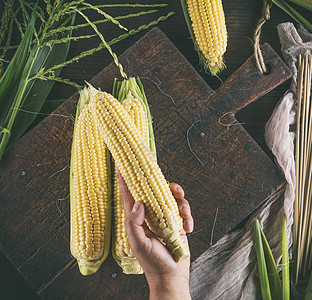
[132,202,141,213]
[176,186,183,193]
[182,205,190,215]
[185,220,193,232]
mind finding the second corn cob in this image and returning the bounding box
[90,87,189,261]
[112,79,152,274]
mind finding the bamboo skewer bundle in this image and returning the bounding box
[294,53,312,284]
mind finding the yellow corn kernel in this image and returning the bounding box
[122,97,149,146]
[91,91,189,261]
[187,0,227,74]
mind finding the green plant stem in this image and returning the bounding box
[0,129,10,160]
[282,214,290,300]
[254,220,272,300]
[45,34,97,47]
[109,11,175,43]
[23,1,46,25]
[18,0,40,41]
[1,13,14,61]
[75,3,167,12]
[45,0,52,14]
[18,0,29,25]
[74,8,127,78]
[0,10,160,51]
[90,3,168,8]
[288,0,312,11]
[0,0,14,45]
[6,46,40,131]
[0,43,39,159]
[46,9,158,38]
[81,1,128,31]
[37,75,82,89]
[0,2,36,159]
[39,12,175,79]
[272,0,312,32]
[13,11,25,38]
[260,227,282,300]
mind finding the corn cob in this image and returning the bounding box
[112,79,152,274]
[90,86,189,261]
[70,87,112,275]
[181,0,227,75]
[112,98,148,274]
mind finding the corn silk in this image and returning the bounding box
[189,23,312,300]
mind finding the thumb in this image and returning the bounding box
[124,202,147,253]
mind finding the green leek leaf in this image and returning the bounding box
[254,219,272,300]
[272,0,312,32]
[282,214,290,300]
[0,3,37,160]
[260,224,282,300]
[288,0,312,12]
[180,0,196,47]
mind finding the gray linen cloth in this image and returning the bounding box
[189,23,312,300]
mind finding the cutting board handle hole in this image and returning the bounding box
[260,63,272,76]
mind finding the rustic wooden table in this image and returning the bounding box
[0,0,297,299]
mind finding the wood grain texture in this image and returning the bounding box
[0,27,290,299]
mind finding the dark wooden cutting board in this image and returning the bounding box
[0,28,290,299]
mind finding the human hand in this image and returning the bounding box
[116,169,193,300]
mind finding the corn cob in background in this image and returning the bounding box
[111,78,155,274]
[180,0,228,75]
[90,81,189,262]
[70,87,112,275]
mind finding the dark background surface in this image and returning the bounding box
[0,0,299,299]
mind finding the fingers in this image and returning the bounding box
[116,168,135,217]
[178,199,194,233]
[117,174,194,234]
[169,183,185,199]
[169,183,194,233]
[124,201,150,254]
